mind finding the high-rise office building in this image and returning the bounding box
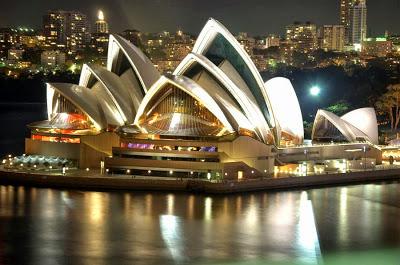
[286,22,317,53]
[320,25,345,51]
[340,0,356,44]
[349,0,367,45]
[91,10,110,56]
[95,10,109,34]
[43,10,90,52]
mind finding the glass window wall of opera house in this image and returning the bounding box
[22,18,382,180]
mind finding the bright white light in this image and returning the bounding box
[160,215,183,263]
[169,113,181,130]
[98,10,104,20]
[354,43,362,52]
[310,86,320,96]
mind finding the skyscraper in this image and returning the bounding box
[349,0,367,45]
[95,10,109,34]
[340,0,355,44]
[43,10,90,52]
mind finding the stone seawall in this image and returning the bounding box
[0,169,400,194]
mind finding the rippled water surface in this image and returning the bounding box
[0,183,399,265]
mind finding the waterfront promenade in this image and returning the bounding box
[1,165,400,193]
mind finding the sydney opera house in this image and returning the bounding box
[25,19,381,179]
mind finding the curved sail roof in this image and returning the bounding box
[265,77,304,145]
[134,75,234,134]
[46,83,106,130]
[80,64,136,123]
[341,108,378,145]
[174,52,272,143]
[312,109,377,144]
[107,34,160,94]
[192,18,277,135]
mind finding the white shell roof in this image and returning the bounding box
[47,83,106,130]
[80,64,135,123]
[341,107,379,145]
[174,52,272,143]
[192,18,278,138]
[265,77,304,144]
[107,34,160,93]
[312,109,378,144]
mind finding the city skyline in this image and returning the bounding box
[1,0,399,36]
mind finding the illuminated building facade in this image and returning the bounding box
[91,10,110,57]
[320,25,345,51]
[95,10,109,34]
[265,35,280,49]
[285,22,318,53]
[43,10,90,52]
[340,0,356,44]
[26,18,381,179]
[362,37,393,57]
[41,50,66,68]
[349,0,367,45]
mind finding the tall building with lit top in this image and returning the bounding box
[349,0,367,45]
[95,10,109,34]
[90,10,110,58]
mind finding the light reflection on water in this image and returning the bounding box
[0,182,399,265]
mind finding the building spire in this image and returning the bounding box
[98,10,104,21]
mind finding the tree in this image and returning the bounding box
[376,84,400,131]
[324,100,351,116]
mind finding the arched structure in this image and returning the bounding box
[312,109,378,144]
[192,18,278,141]
[107,34,160,103]
[79,64,136,123]
[174,52,272,143]
[45,83,105,130]
[341,108,378,145]
[264,77,304,145]
[134,75,235,137]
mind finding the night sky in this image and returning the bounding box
[1,0,400,36]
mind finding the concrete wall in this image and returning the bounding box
[81,132,120,156]
[278,143,382,164]
[105,157,222,172]
[218,136,275,174]
[25,138,80,160]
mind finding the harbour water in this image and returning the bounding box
[0,183,399,265]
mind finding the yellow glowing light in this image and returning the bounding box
[98,10,104,21]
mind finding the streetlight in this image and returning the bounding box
[304,149,308,176]
[363,146,367,171]
[310,86,321,97]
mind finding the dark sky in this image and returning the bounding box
[1,0,399,36]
